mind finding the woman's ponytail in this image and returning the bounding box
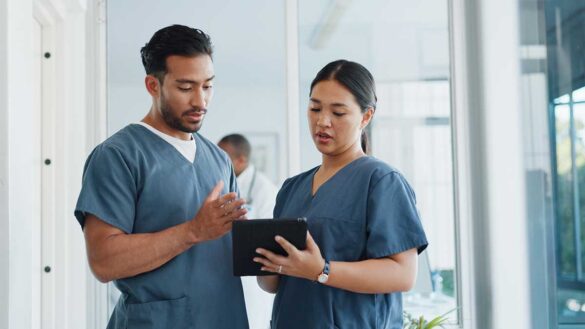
[361,130,369,154]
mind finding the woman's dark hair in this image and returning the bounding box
[140,24,213,83]
[309,60,377,154]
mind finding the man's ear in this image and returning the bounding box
[145,75,161,97]
[360,107,375,129]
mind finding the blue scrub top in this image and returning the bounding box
[271,156,428,329]
[74,124,249,329]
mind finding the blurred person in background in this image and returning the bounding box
[219,133,278,329]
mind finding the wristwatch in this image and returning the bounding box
[317,258,330,284]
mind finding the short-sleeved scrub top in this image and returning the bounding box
[74,124,249,329]
[271,156,428,329]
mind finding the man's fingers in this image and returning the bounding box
[223,199,246,214]
[212,192,239,211]
[216,192,238,207]
[206,181,224,203]
[229,207,247,220]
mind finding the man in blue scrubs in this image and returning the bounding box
[74,25,249,329]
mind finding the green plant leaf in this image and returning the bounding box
[403,307,459,329]
[425,315,448,328]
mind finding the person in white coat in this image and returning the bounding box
[218,133,279,329]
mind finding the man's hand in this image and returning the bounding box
[83,180,247,282]
[187,181,247,243]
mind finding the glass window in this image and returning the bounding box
[553,101,585,324]
[573,87,585,103]
[555,104,575,279]
[520,1,585,326]
[541,1,585,325]
[556,94,571,105]
[298,0,458,323]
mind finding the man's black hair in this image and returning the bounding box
[140,24,213,83]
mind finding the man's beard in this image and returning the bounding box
[160,93,206,134]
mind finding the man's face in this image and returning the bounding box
[157,55,214,134]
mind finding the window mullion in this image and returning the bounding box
[569,96,582,281]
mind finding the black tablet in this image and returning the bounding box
[232,218,307,276]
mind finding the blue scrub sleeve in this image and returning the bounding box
[366,172,428,258]
[74,144,137,233]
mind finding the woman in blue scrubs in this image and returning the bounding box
[256,60,428,329]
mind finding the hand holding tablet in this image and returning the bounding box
[232,218,307,276]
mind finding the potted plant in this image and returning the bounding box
[403,309,456,329]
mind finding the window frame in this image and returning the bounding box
[551,94,585,325]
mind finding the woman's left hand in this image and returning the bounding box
[254,231,325,281]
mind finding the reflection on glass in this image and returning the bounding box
[520,0,585,325]
[374,81,456,319]
[554,104,585,324]
[555,94,571,104]
[555,105,576,278]
[575,105,585,277]
[574,87,585,103]
[558,288,585,323]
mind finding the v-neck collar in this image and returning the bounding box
[133,123,201,165]
[310,156,367,198]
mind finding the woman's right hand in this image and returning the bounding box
[254,232,325,281]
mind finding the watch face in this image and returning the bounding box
[317,273,328,283]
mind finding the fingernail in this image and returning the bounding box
[253,258,259,262]
[275,236,281,241]
[256,248,261,253]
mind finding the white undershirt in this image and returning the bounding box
[137,122,196,163]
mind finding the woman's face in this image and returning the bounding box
[308,80,372,157]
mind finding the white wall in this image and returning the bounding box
[479,1,531,325]
[3,1,37,328]
[0,0,93,328]
[451,0,531,328]
[0,0,10,327]
[53,8,90,328]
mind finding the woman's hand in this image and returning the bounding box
[254,232,325,281]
